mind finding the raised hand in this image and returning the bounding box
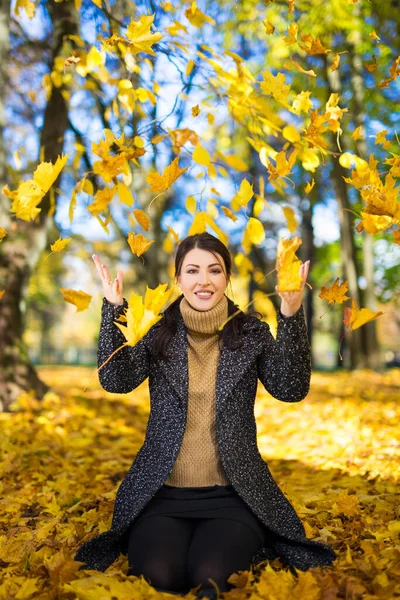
[276,260,310,317]
[92,254,124,306]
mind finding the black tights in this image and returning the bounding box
[127,514,262,597]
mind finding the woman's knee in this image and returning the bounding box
[128,557,187,591]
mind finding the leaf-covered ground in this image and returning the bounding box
[1,368,399,599]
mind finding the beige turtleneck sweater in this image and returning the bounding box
[164,293,231,487]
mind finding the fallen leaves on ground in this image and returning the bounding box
[0,368,399,599]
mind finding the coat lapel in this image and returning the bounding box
[157,310,263,412]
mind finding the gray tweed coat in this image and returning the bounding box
[73,295,337,574]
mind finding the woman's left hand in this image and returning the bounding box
[276,260,310,317]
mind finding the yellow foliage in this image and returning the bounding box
[60,289,92,312]
[276,236,302,292]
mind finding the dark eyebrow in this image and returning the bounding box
[185,263,221,268]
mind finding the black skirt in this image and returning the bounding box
[128,483,267,546]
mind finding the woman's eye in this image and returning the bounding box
[186,269,221,274]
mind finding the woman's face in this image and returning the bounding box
[177,248,229,311]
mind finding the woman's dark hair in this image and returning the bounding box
[152,232,262,360]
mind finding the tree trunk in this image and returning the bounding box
[348,33,381,370]
[0,0,79,411]
[323,58,366,369]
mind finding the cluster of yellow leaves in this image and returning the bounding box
[2,155,69,221]
[112,284,172,347]
[344,154,400,236]
[1,368,399,598]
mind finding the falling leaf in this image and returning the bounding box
[299,34,330,55]
[263,19,275,34]
[283,22,298,45]
[184,1,216,27]
[127,232,154,257]
[260,70,291,102]
[283,58,317,77]
[116,182,135,206]
[356,212,395,235]
[365,55,378,73]
[132,209,151,231]
[64,55,81,68]
[193,145,211,167]
[60,289,92,312]
[166,225,180,243]
[266,149,298,181]
[221,206,238,222]
[351,126,363,140]
[192,104,200,116]
[231,179,254,210]
[344,299,384,331]
[292,91,313,115]
[242,217,265,253]
[304,179,315,194]
[369,30,380,42]
[50,237,71,253]
[276,237,302,292]
[331,53,340,71]
[319,278,350,305]
[146,157,188,192]
[379,55,400,88]
[103,14,163,56]
[282,206,298,233]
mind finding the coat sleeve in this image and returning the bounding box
[256,304,311,402]
[97,296,154,394]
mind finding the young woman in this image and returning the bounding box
[74,232,336,599]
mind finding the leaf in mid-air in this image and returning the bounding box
[60,289,92,312]
[145,157,188,192]
[319,278,350,305]
[127,232,155,256]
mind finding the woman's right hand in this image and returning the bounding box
[92,254,124,306]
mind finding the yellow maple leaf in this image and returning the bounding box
[87,186,116,216]
[266,149,298,181]
[260,70,291,102]
[356,212,395,235]
[184,1,216,28]
[283,21,298,45]
[231,179,254,210]
[276,237,302,292]
[332,489,360,518]
[132,209,151,231]
[263,19,275,34]
[125,14,163,56]
[60,289,92,312]
[292,90,313,115]
[146,157,188,192]
[379,55,400,88]
[351,126,363,140]
[127,232,155,256]
[113,286,172,347]
[299,34,330,55]
[49,237,71,254]
[282,206,298,233]
[343,299,383,331]
[319,278,350,304]
[0,228,7,242]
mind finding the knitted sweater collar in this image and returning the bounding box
[180,293,228,335]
